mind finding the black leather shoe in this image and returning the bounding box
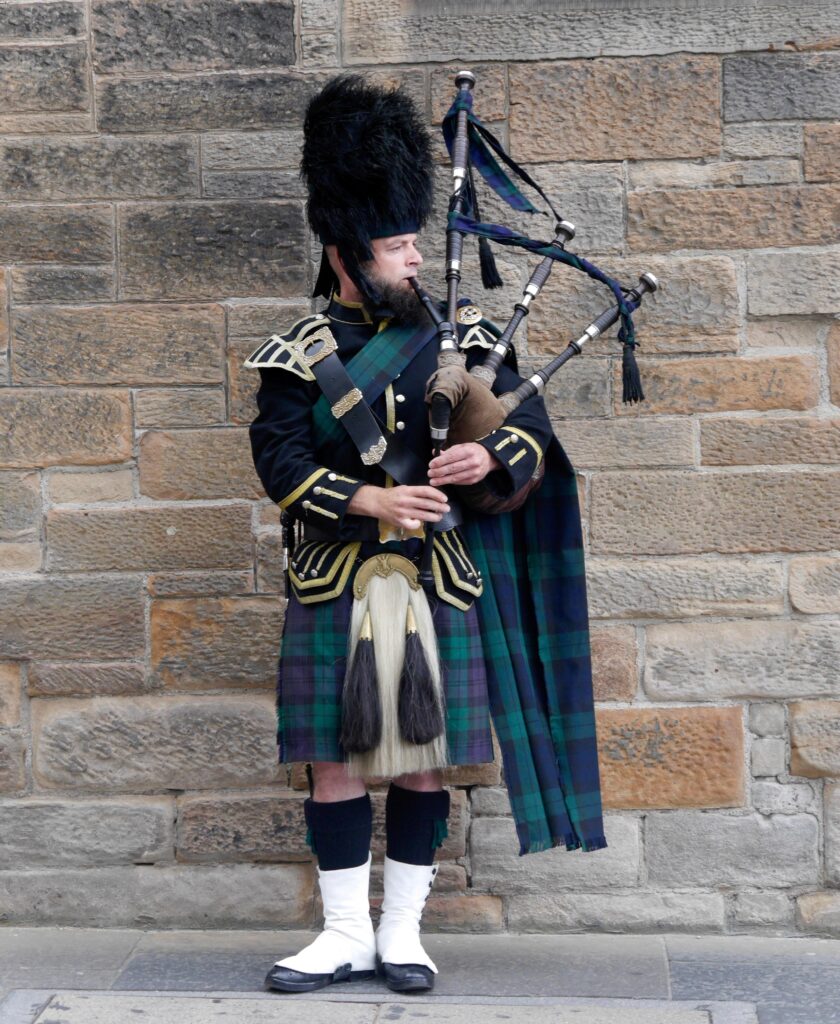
[264,961,376,993]
[379,959,435,992]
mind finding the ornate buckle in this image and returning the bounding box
[299,326,338,367]
[353,553,421,599]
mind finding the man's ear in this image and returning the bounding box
[325,244,344,276]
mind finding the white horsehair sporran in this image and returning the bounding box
[341,553,448,778]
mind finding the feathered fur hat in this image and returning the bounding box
[301,74,434,305]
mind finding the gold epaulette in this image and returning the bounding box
[460,323,496,351]
[242,313,332,381]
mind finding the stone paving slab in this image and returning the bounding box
[665,933,840,963]
[0,929,138,994]
[113,932,670,999]
[671,960,840,1024]
[6,991,757,1024]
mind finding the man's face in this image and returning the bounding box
[365,234,426,323]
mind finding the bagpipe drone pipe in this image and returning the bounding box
[411,69,660,535]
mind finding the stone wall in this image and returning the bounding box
[1,0,839,936]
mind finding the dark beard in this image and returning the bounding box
[364,270,428,326]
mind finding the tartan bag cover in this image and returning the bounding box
[309,318,608,856]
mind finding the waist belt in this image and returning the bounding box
[304,333,462,533]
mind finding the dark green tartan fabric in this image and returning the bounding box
[304,318,607,856]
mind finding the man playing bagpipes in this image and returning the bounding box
[246,71,654,997]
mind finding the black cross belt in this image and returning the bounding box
[309,348,462,532]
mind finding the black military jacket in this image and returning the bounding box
[248,293,554,541]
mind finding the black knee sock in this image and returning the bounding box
[304,793,372,871]
[385,783,450,866]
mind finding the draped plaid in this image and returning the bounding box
[307,317,608,856]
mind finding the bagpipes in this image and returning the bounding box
[413,69,659,554]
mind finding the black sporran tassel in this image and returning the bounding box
[621,343,645,404]
[398,606,445,745]
[340,611,382,753]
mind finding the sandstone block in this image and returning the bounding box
[732,892,794,930]
[0,664,21,727]
[147,571,254,599]
[431,64,505,124]
[829,321,840,406]
[723,122,801,159]
[508,892,725,933]
[529,255,739,356]
[789,701,840,778]
[510,57,719,162]
[1,576,144,660]
[0,203,111,263]
[645,620,840,700]
[470,787,510,817]
[790,557,840,614]
[825,783,840,885]
[749,703,786,737]
[91,0,295,73]
[591,470,840,555]
[751,781,819,817]
[0,41,88,115]
[203,130,304,172]
[747,251,840,316]
[227,300,312,341]
[0,863,312,927]
[139,428,263,501]
[13,303,224,385]
[796,892,840,937]
[47,504,252,571]
[442,759,501,788]
[0,2,84,41]
[422,896,503,933]
[28,662,151,699]
[0,268,7,348]
[0,389,130,469]
[536,357,611,419]
[256,531,283,593]
[587,557,784,620]
[702,417,840,466]
[343,1,840,64]
[590,625,637,702]
[300,32,337,69]
[751,737,786,778]
[558,418,695,470]
[0,471,39,540]
[151,596,283,691]
[746,317,831,350]
[0,797,174,867]
[0,136,197,201]
[177,790,310,863]
[724,53,840,121]
[32,694,279,792]
[646,810,819,887]
[470,814,639,893]
[135,388,226,428]
[0,543,41,572]
[119,201,306,300]
[804,123,840,182]
[598,706,744,811]
[48,469,133,505]
[0,731,24,792]
[10,265,114,304]
[97,71,316,133]
[202,169,306,201]
[628,158,799,191]
[628,185,840,252]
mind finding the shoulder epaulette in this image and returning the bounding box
[460,323,497,351]
[242,313,330,380]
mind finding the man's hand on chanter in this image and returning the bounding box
[348,483,450,531]
[428,443,503,487]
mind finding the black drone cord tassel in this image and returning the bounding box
[468,163,503,290]
[622,343,645,404]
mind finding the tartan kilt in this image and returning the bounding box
[275,541,494,766]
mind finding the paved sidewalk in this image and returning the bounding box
[0,929,838,1024]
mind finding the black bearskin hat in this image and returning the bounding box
[301,74,434,303]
